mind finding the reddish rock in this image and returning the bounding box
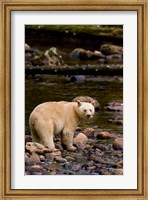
[65,156,76,162]
[96,131,116,139]
[112,169,123,175]
[113,138,123,150]
[106,102,123,112]
[45,150,62,160]
[26,142,50,154]
[29,165,44,173]
[26,152,40,165]
[54,156,67,163]
[74,132,88,149]
[39,155,46,162]
[83,128,95,138]
[100,171,112,175]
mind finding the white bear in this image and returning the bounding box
[29,100,95,151]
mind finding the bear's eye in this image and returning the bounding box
[84,109,87,112]
[89,109,92,112]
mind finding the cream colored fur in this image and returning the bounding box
[29,101,95,151]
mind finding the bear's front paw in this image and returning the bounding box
[67,146,77,151]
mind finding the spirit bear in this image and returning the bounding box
[29,100,95,151]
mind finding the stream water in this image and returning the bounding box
[25,75,123,136]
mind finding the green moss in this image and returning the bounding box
[25,25,123,39]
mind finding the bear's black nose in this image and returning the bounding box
[87,114,91,119]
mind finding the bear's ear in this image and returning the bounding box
[91,100,95,107]
[77,100,82,106]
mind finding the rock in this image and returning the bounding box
[54,156,67,163]
[29,165,44,173]
[47,163,63,171]
[96,131,116,139]
[26,142,50,154]
[105,102,123,112]
[26,152,40,165]
[31,47,64,67]
[74,132,88,149]
[31,172,43,175]
[70,163,82,172]
[94,144,109,151]
[106,54,123,63]
[50,170,57,175]
[112,138,123,150]
[111,169,123,175]
[69,48,105,60]
[65,156,76,162]
[39,155,46,162]
[25,43,32,51]
[70,75,85,82]
[83,128,95,138]
[73,96,100,111]
[87,166,97,171]
[100,44,123,55]
[109,119,123,125]
[100,171,112,175]
[45,150,62,160]
[95,149,103,156]
[25,135,32,144]
[89,154,104,163]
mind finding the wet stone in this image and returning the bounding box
[45,150,62,160]
[26,142,50,154]
[83,128,95,138]
[65,156,76,162]
[29,165,44,173]
[74,132,88,149]
[47,163,64,171]
[54,156,67,163]
[26,152,40,165]
[112,138,123,150]
[96,131,116,140]
[105,102,123,112]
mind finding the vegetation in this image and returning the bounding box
[25,25,123,39]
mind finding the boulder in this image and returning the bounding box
[96,131,116,139]
[26,142,50,154]
[83,128,95,138]
[105,102,123,112]
[100,44,123,55]
[69,48,105,60]
[74,132,88,149]
[31,47,64,66]
[112,138,123,150]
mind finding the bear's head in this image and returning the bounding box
[76,100,95,119]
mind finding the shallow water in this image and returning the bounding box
[25,75,123,136]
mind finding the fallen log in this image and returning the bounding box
[25,64,123,76]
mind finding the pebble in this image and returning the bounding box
[111,169,123,175]
[90,154,104,163]
[29,165,44,173]
[65,156,76,161]
[54,156,67,163]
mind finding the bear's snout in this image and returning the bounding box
[87,114,92,119]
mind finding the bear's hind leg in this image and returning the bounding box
[62,129,76,151]
[33,122,56,151]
